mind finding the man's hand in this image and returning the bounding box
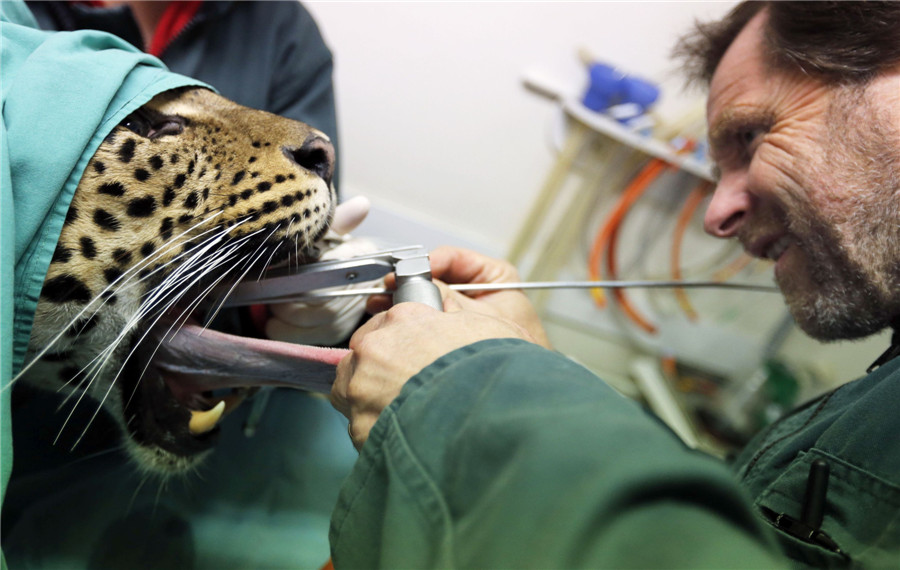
[332,247,550,450]
[368,246,551,348]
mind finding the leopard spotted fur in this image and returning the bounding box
[18,87,336,475]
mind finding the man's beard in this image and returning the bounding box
[776,211,895,341]
[774,86,900,341]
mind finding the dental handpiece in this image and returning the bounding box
[392,249,444,310]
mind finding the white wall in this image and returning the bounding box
[305,1,737,253]
[304,1,888,396]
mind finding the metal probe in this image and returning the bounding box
[278,279,778,301]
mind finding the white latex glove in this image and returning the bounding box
[265,196,379,345]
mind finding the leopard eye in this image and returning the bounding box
[121,113,151,137]
[120,111,186,139]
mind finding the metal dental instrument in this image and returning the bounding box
[217,245,446,310]
[216,246,777,308]
[217,245,420,307]
[391,248,444,310]
[259,279,778,302]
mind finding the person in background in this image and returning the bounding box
[328,2,900,567]
[27,0,340,190]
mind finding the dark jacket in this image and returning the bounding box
[731,352,900,567]
[27,0,341,190]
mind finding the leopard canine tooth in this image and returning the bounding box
[189,400,226,435]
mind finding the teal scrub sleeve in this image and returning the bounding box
[1,107,14,570]
[330,339,785,568]
[1,4,207,567]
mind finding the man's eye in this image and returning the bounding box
[738,127,766,154]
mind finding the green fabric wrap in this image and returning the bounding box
[330,339,784,568]
[1,3,207,565]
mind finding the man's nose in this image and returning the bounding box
[703,173,752,238]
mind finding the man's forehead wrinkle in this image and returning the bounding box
[706,12,771,156]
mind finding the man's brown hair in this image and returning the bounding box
[674,1,900,87]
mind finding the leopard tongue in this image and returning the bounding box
[150,323,350,396]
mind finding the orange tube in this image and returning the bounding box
[588,159,666,301]
[588,158,668,334]
[670,182,712,321]
[588,139,697,335]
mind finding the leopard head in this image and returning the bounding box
[19,87,337,476]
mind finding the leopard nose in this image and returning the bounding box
[283,135,335,188]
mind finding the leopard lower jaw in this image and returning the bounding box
[123,316,349,467]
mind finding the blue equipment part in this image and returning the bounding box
[581,62,660,121]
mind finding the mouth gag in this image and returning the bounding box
[217,245,446,311]
[215,246,778,309]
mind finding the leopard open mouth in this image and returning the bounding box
[118,258,348,469]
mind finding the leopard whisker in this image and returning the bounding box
[290,222,300,272]
[145,233,266,338]
[55,227,254,443]
[53,358,113,446]
[48,219,270,440]
[116,271,247,414]
[129,226,261,324]
[258,235,284,281]
[254,224,284,282]
[167,225,283,337]
[127,238,259,348]
[136,241,253,342]
[85,223,270,414]
[199,252,263,330]
[68,228,243,373]
[71,241,259,450]
[142,236,237,310]
[103,217,236,310]
[153,473,169,510]
[115,214,239,296]
[110,237,258,367]
[129,471,151,513]
[121,253,249,412]
[116,239,267,423]
[11,212,228,387]
[155,247,255,344]
[175,250,259,337]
